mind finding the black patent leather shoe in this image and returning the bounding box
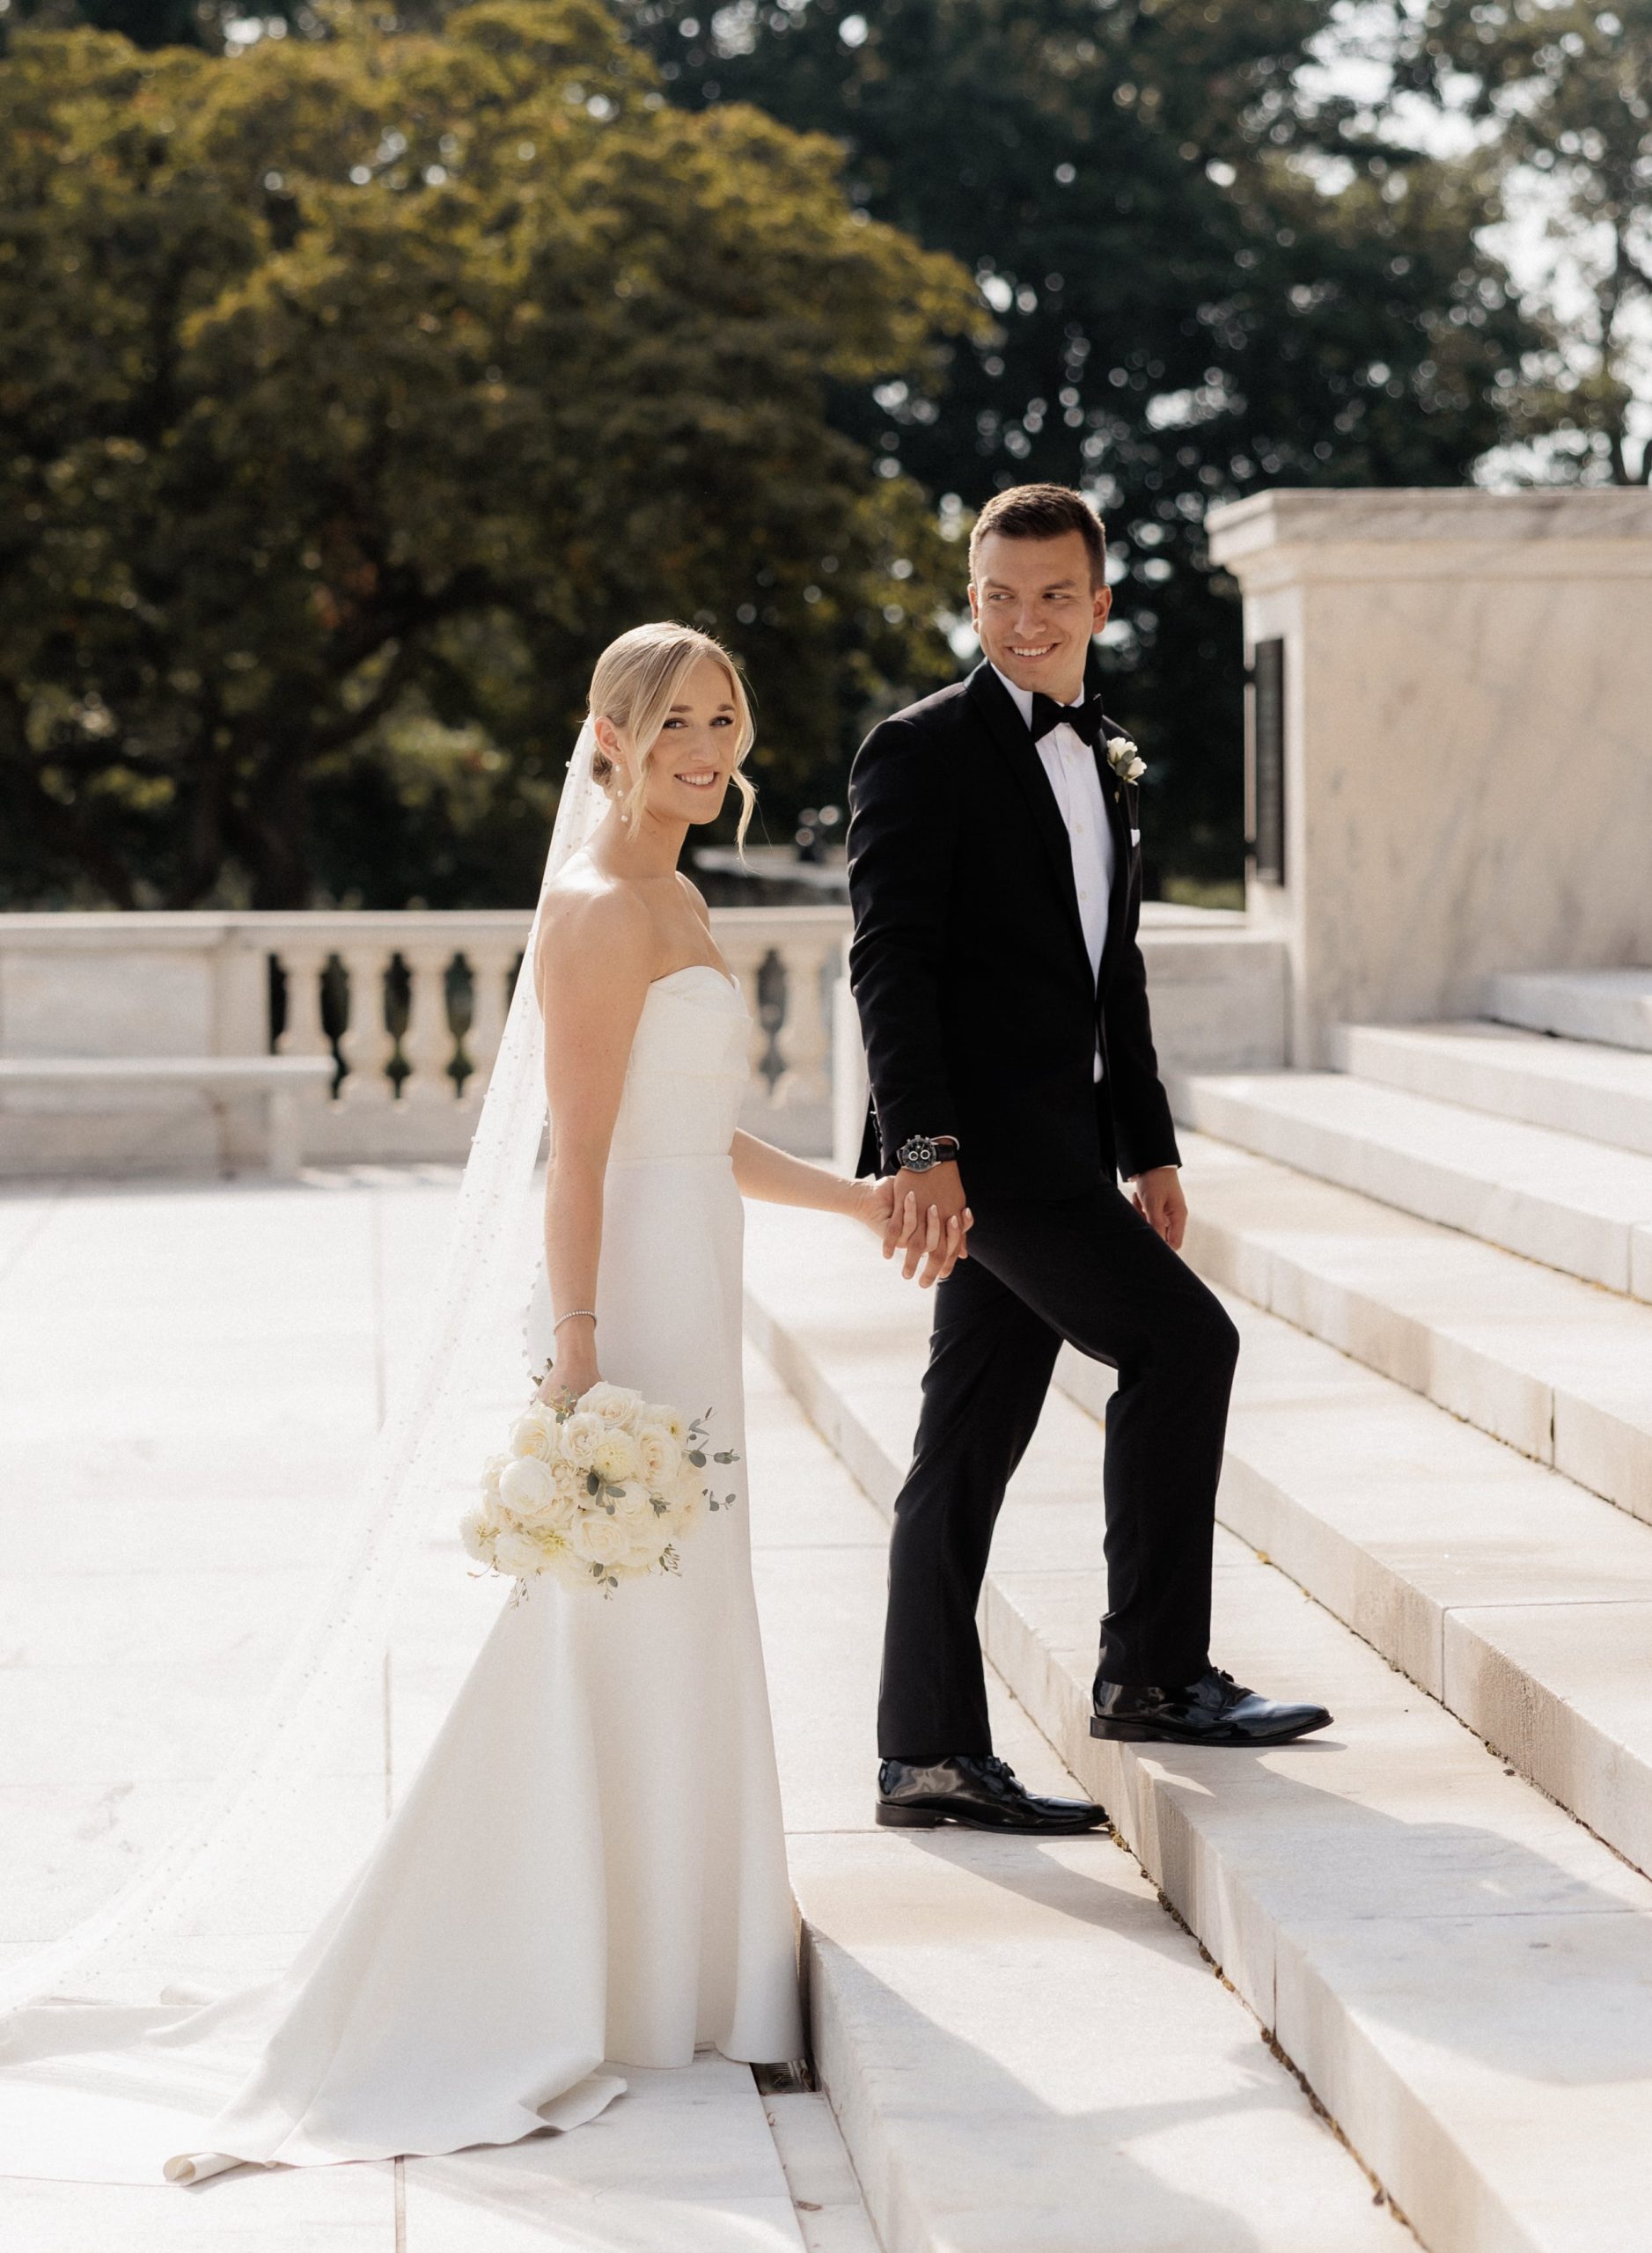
[1090,1667,1332,1746]
[876,1754,1111,1834]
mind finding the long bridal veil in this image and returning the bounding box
[0,723,606,2148]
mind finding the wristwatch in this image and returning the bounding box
[896,1133,961,1174]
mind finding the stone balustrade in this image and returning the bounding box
[0,906,850,1172]
[0,900,1284,1177]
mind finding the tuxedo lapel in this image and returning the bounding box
[965,664,1090,970]
[1096,742,1133,984]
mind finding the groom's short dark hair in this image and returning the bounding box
[969,484,1107,591]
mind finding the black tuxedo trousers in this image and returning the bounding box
[876,1141,1241,1762]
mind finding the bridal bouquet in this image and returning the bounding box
[460,1381,738,1598]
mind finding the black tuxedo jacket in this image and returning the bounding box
[846,657,1180,1198]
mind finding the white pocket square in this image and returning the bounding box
[1130,826,1142,848]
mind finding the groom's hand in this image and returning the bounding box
[1129,1164,1187,1251]
[885,1161,972,1287]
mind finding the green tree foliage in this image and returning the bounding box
[615,0,1539,881]
[1404,0,1652,484]
[0,2,974,906]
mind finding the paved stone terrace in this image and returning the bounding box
[0,1166,1421,2251]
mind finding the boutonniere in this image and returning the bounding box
[1105,734,1147,784]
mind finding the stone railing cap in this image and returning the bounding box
[1207,486,1652,568]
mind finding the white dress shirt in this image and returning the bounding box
[993,666,1113,1080]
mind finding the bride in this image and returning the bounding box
[0,620,965,2184]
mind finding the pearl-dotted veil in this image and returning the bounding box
[0,722,607,2021]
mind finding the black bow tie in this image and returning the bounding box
[1029,690,1105,749]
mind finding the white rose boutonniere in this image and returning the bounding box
[1105,734,1147,785]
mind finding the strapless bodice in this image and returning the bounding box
[606,964,751,1163]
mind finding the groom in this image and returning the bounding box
[847,483,1332,1835]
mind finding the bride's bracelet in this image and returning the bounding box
[553,1308,598,1334]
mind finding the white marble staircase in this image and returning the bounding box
[747,987,1652,2252]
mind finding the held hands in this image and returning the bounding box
[1128,1163,1187,1251]
[881,1160,972,1288]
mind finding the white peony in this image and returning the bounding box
[481,1450,510,1502]
[559,1410,606,1470]
[635,1424,682,1491]
[498,1454,560,1523]
[579,1381,645,1431]
[509,1405,560,1463]
[590,1428,642,1486]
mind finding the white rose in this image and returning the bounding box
[612,1485,667,1570]
[459,1507,496,1564]
[635,1425,682,1491]
[510,1406,560,1463]
[493,1524,553,1575]
[569,1509,635,1571]
[590,1428,641,1486]
[498,1454,560,1523]
[579,1382,645,1431]
[481,1450,510,1503]
[559,1410,606,1470]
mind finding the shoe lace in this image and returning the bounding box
[979,1754,1019,1787]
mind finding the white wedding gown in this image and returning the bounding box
[0,962,803,2182]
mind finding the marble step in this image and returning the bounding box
[745,1207,1652,2253]
[1488,967,1652,1053]
[1053,1282,1652,1882]
[743,1342,1415,2253]
[1333,1020,1652,1156]
[1173,1132,1652,1525]
[1175,1068,1652,1298]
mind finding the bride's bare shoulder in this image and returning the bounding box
[535,862,653,1000]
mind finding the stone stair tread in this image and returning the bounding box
[1174,1131,1652,1521]
[1334,1020,1652,1155]
[1177,1066,1652,1295]
[1488,967,1652,1053]
[746,1207,1652,2253]
[744,1346,1411,2253]
[1143,1287,1652,1878]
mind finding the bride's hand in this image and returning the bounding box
[537,1326,599,1406]
[852,1176,898,1238]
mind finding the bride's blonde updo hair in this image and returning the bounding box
[588,621,758,848]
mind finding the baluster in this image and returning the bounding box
[463,937,516,1096]
[716,940,771,1095]
[400,943,458,1104]
[336,943,396,1106]
[774,934,836,1107]
[275,940,330,1058]
[273,939,334,1096]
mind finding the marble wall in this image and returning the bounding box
[1207,490,1652,1062]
